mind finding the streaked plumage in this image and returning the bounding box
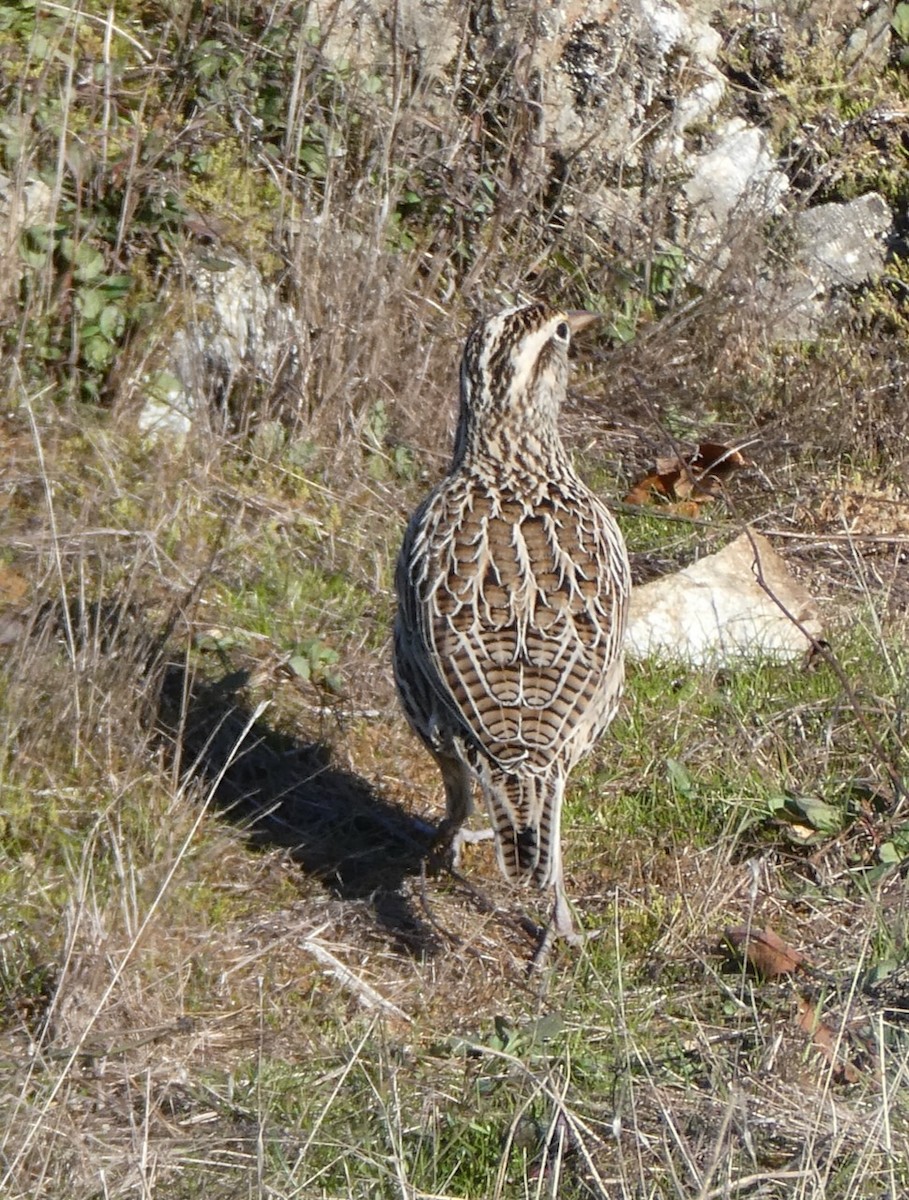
[393,301,631,946]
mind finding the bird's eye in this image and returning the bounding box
[554,320,570,343]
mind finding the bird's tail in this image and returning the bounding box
[486,771,564,890]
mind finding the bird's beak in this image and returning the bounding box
[566,310,601,334]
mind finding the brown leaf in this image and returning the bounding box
[795,995,861,1084]
[690,441,750,481]
[724,926,804,979]
[624,470,680,506]
[0,565,28,605]
[626,441,750,509]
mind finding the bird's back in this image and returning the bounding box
[395,464,630,882]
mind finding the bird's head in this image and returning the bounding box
[453,301,598,472]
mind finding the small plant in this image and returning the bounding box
[362,399,417,481]
[19,225,132,380]
[287,636,342,694]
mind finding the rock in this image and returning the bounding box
[550,0,728,167]
[392,0,464,78]
[306,0,462,79]
[138,259,298,443]
[625,531,823,665]
[766,192,892,339]
[842,3,892,72]
[0,173,53,315]
[682,119,789,276]
[794,192,892,286]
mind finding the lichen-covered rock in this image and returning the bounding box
[138,260,297,442]
[764,192,893,339]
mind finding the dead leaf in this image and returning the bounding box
[689,441,751,482]
[624,471,678,506]
[625,441,751,511]
[795,995,861,1084]
[0,565,28,606]
[724,926,805,978]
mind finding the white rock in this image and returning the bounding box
[683,119,789,272]
[136,390,194,441]
[0,173,53,310]
[767,192,892,338]
[137,259,297,444]
[625,531,822,666]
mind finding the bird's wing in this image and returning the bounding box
[397,477,630,775]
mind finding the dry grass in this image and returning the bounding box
[2,3,909,1198]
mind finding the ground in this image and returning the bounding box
[1,394,908,1198]
[2,2,909,1196]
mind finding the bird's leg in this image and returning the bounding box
[528,860,582,972]
[551,879,581,944]
[449,825,495,864]
[428,752,486,871]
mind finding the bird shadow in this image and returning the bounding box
[156,663,443,956]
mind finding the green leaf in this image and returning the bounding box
[29,31,50,60]
[76,288,106,321]
[770,794,842,842]
[524,1012,565,1044]
[19,240,50,270]
[198,256,236,272]
[299,141,327,177]
[783,795,842,835]
[287,655,311,681]
[103,274,133,295]
[666,757,695,799]
[82,335,114,369]
[73,244,106,282]
[893,3,909,41]
[320,670,343,695]
[98,304,124,340]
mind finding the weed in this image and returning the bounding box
[1,3,909,1198]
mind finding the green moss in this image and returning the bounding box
[184,139,283,266]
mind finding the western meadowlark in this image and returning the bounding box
[393,301,631,952]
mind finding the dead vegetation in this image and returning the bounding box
[1,3,909,1198]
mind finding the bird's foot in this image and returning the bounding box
[527,891,587,973]
[427,821,494,873]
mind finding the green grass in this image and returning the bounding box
[3,3,909,1197]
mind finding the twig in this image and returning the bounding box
[299,936,411,1023]
[741,523,906,803]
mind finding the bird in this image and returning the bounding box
[393,300,631,955]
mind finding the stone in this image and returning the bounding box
[0,173,53,314]
[138,259,298,443]
[842,3,892,72]
[625,531,823,665]
[767,192,892,338]
[682,119,789,275]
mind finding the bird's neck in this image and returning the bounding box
[452,374,567,467]
[453,423,576,494]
